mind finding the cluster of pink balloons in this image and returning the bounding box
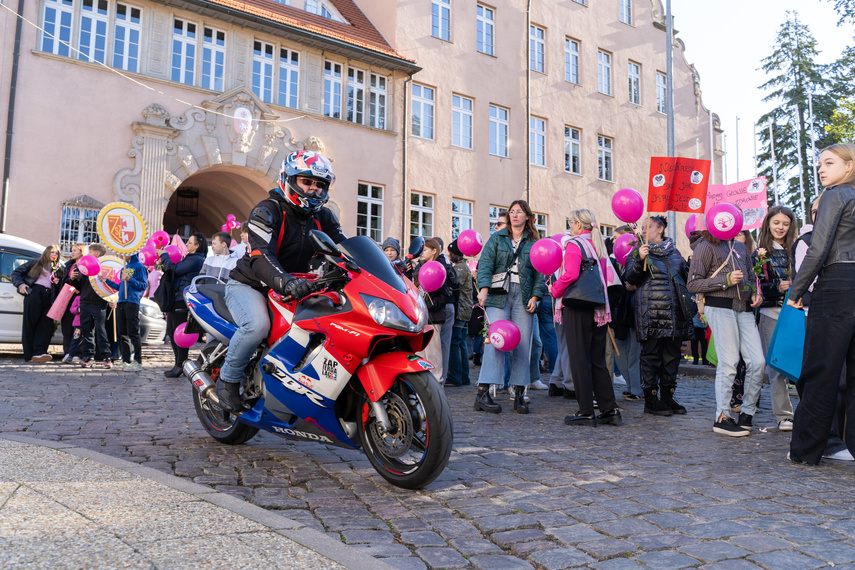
[139,234,183,268]
[611,188,645,224]
[77,255,102,277]
[488,320,521,352]
[221,214,242,233]
[530,238,563,274]
[457,229,483,257]
[173,322,199,348]
[418,261,447,292]
[705,203,743,241]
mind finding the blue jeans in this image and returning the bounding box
[219,280,270,384]
[705,306,764,420]
[614,331,642,396]
[447,321,470,385]
[477,283,534,387]
[529,313,542,383]
[537,296,558,372]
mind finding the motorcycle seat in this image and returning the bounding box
[196,284,235,324]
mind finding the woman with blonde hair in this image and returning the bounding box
[11,244,63,362]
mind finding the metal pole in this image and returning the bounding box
[525,0,531,205]
[808,93,819,197]
[665,0,675,240]
[709,110,715,185]
[723,134,728,185]
[735,116,740,181]
[769,123,779,204]
[753,122,758,178]
[794,109,806,223]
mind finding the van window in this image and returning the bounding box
[0,250,36,283]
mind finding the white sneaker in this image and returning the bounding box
[61,354,71,363]
[530,380,549,390]
[613,374,626,386]
[778,419,794,432]
[125,362,143,372]
[32,354,52,363]
[823,449,855,461]
[72,356,82,364]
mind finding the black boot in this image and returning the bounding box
[164,364,183,378]
[643,387,673,416]
[474,384,501,413]
[216,379,246,413]
[661,387,687,415]
[548,384,563,397]
[513,386,529,414]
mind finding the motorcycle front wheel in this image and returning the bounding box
[357,371,453,489]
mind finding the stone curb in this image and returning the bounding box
[0,433,397,570]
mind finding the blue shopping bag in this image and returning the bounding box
[766,291,806,382]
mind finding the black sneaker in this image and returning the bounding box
[737,412,753,431]
[563,389,576,400]
[564,412,596,426]
[714,417,750,437]
[548,384,563,397]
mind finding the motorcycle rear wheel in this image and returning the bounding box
[357,371,453,489]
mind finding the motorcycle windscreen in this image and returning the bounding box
[336,236,408,294]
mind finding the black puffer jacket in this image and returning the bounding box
[623,238,694,342]
[753,245,792,308]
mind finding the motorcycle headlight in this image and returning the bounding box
[361,294,425,333]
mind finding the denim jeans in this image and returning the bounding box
[537,295,558,372]
[758,313,794,422]
[614,331,642,396]
[551,315,574,390]
[529,313,542,383]
[705,305,764,420]
[477,282,533,386]
[219,280,270,384]
[422,304,454,383]
[447,320,470,385]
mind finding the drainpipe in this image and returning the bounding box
[1,0,24,234]
[525,0,531,204]
[401,74,413,249]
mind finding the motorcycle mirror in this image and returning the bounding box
[408,236,424,259]
[311,230,340,257]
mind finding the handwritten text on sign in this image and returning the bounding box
[647,157,712,213]
[704,177,768,231]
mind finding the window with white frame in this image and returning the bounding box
[431,0,451,41]
[356,183,383,243]
[489,104,509,158]
[529,25,545,73]
[202,27,226,92]
[451,199,473,239]
[476,4,494,56]
[410,192,434,240]
[597,50,612,95]
[628,61,641,105]
[529,116,546,167]
[600,225,615,239]
[369,74,387,129]
[347,67,367,124]
[172,19,197,85]
[656,72,667,114]
[489,205,505,234]
[42,0,75,57]
[452,95,473,149]
[113,3,141,73]
[278,48,300,109]
[324,60,343,119]
[59,204,100,256]
[565,38,580,84]
[252,41,275,103]
[572,0,586,4]
[305,0,346,22]
[598,135,614,182]
[411,84,435,140]
[620,0,633,25]
[79,0,110,64]
[565,126,581,175]
[534,214,548,238]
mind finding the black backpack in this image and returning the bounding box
[153,266,175,312]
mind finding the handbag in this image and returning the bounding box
[766,290,806,382]
[488,244,522,295]
[46,283,77,322]
[562,243,605,309]
[153,266,175,312]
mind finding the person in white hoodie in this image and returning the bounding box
[201,231,237,281]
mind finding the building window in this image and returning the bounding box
[600,225,615,239]
[529,25,545,73]
[324,60,343,119]
[628,61,641,105]
[534,214,548,238]
[489,105,509,158]
[306,0,345,22]
[598,135,614,182]
[620,0,633,25]
[656,72,667,114]
[565,127,581,175]
[202,27,226,92]
[452,95,474,149]
[451,199,473,239]
[347,67,367,124]
[252,41,275,103]
[489,205,505,234]
[529,116,546,167]
[59,204,100,256]
[565,38,580,84]
[411,84,435,140]
[431,0,451,41]
[572,0,586,4]
[410,192,434,240]
[357,183,383,243]
[476,4,494,56]
[113,3,141,73]
[597,50,612,95]
[278,48,300,109]
[42,0,75,57]
[79,0,109,64]
[171,19,197,85]
[369,74,387,129]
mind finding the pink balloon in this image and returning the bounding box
[139,246,157,266]
[234,221,241,228]
[145,238,157,250]
[164,245,182,263]
[613,233,636,266]
[77,255,101,277]
[685,214,700,239]
[227,220,237,230]
[226,214,236,222]
[551,233,567,243]
[530,238,563,274]
[173,322,199,348]
[457,229,483,256]
[705,203,743,241]
[418,261,447,293]
[152,231,170,247]
[221,224,229,232]
[612,188,645,223]
[488,320,521,352]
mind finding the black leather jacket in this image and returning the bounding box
[753,246,792,308]
[792,183,855,300]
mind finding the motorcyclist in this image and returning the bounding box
[216,150,346,411]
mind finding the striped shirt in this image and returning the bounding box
[687,238,757,312]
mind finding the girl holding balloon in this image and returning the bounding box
[12,244,64,362]
[415,238,456,386]
[58,243,87,361]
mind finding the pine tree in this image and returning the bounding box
[825,0,855,26]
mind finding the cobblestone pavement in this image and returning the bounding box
[2,344,855,569]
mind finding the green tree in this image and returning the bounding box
[825,0,855,26]
[827,98,855,140]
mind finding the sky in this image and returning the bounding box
[669,0,853,189]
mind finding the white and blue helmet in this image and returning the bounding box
[278,150,335,213]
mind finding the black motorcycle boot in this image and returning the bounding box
[474,384,502,413]
[643,387,673,416]
[513,386,529,414]
[216,379,246,413]
[661,387,687,415]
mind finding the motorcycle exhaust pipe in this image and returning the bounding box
[183,360,223,408]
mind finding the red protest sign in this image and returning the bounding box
[647,157,712,214]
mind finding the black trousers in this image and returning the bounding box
[640,337,683,390]
[166,306,189,367]
[79,301,110,362]
[61,303,76,356]
[690,327,708,362]
[791,265,855,464]
[562,306,617,415]
[117,302,142,364]
[22,284,54,361]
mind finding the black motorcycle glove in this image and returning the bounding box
[280,277,313,300]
